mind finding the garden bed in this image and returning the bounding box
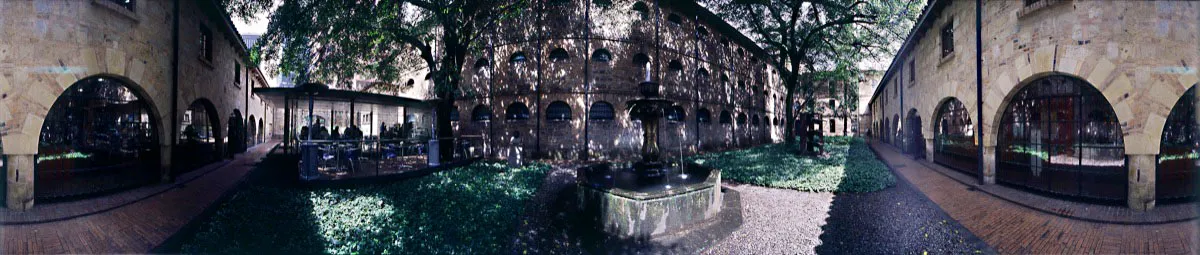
[178,162,551,254]
[690,137,895,193]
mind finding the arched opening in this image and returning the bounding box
[631,1,649,19]
[589,101,615,121]
[548,48,570,61]
[36,76,160,201]
[632,53,650,67]
[471,105,492,122]
[934,98,978,175]
[752,115,761,126]
[258,119,265,144]
[696,68,709,79]
[546,101,572,122]
[506,102,531,121]
[666,106,685,122]
[905,109,925,159]
[737,113,747,126]
[509,51,528,63]
[1157,85,1197,201]
[474,58,490,69]
[667,13,682,25]
[591,49,612,62]
[996,75,1125,201]
[226,110,245,158]
[248,115,257,146]
[667,60,683,72]
[719,110,733,125]
[697,108,711,124]
[177,99,221,175]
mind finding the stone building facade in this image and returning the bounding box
[450,0,787,161]
[867,0,1198,210]
[0,0,274,209]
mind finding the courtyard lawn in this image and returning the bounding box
[690,137,895,193]
[180,162,551,254]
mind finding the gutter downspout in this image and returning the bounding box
[974,0,985,185]
[167,0,180,181]
[582,1,592,161]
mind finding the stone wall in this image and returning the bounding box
[0,0,273,209]
[867,0,1199,210]
[453,0,785,161]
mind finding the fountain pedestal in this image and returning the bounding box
[576,81,723,238]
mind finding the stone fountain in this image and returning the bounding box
[576,80,722,238]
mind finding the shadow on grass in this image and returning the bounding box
[167,155,551,254]
[813,140,995,255]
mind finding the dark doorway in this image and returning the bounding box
[177,99,222,175]
[906,109,925,159]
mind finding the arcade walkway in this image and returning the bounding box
[0,142,278,253]
[870,141,1198,254]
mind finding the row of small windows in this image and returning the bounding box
[473,50,762,84]
[454,102,767,126]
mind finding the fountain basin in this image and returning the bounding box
[576,162,722,238]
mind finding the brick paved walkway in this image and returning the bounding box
[0,142,278,253]
[870,141,1198,254]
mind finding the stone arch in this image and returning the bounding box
[987,70,1135,150]
[545,101,572,122]
[933,97,978,174]
[35,75,164,200]
[178,98,223,174]
[905,109,925,158]
[248,115,258,145]
[226,109,245,157]
[505,102,531,121]
[1156,85,1197,201]
[993,74,1126,201]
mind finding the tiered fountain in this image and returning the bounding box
[576,79,722,238]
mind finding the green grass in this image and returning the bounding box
[180,162,551,254]
[690,136,895,193]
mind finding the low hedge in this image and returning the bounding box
[690,137,895,193]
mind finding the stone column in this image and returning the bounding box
[6,154,35,210]
[160,144,174,182]
[1127,154,1156,211]
[981,146,996,184]
[924,138,935,163]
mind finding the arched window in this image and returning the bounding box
[697,26,709,37]
[509,51,528,63]
[546,101,572,121]
[548,48,570,61]
[753,115,761,126]
[697,108,712,124]
[506,102,531,121]
[737,48,745,56]
[474,58,490,69]
[696,68,709,79]
[1158,86,1197,200]
[631,1,650,19]
[720,73,729,83]
[632,53,650,66]
[471,105,492,122]
[37,76,160,199]
[737,113,747,125]
[934,98,977,175]
[591,49,612,62]
[449,107,460,122]
[719,110,733,124]
[667,13,682,25]
[666,106,686,122]
[667,60,683,72]
[406,79,415,87]
[589,101,615,121]
[996,75,1125,201]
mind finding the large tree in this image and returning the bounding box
[706,0,920,153]
[224,0,530,162]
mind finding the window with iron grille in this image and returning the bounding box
[589,102,615,121]
[546,101,572,121]
[941,20,955,58]
[199,25,213,62]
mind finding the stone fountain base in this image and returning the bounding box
[577,162,722,238]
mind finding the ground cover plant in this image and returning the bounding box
[690,136,895,193]
[180,162,551,254]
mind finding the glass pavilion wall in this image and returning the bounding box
[280,96,435,180]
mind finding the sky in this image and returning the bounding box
[232,12,269,35]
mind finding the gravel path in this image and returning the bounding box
[702,184,835,255]
[511,164,994,255]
